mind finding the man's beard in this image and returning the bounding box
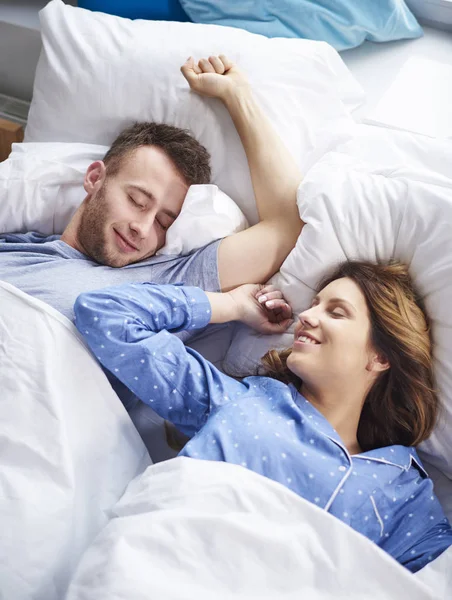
[78,183,122,267]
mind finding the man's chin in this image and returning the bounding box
[88,247,130,268]
[103,254,134,268]
[103,250,152,268]
[105,259,128,268]
[88,239,156,267]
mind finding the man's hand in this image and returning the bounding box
[180,55,250,103]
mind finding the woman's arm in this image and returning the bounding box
[74,283,249,437]
[75,282,292,437]
[397,519,452,573]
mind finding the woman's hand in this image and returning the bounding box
[180,54,250,103]
[229,283,293,335]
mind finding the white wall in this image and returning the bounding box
[0,21,41,100]
[0,1,77,102]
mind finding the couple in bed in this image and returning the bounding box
[2,55,451,572]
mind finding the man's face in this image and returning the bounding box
[78,146,188,267]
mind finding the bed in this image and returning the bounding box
[1,1,451,598]
[339,24,452,528]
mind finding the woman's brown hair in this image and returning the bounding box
[261,261,439,451]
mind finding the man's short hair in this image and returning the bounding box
[103,122,211,185]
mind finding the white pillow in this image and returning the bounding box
[224,124,452,481]
[0,142,106,235]
[26,0,364,225]
[0,143,247,253]
[158,184,248,255]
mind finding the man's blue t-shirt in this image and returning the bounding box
[0,232,221,321]
[0,231,221,411]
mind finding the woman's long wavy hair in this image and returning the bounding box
[261,261,439,451]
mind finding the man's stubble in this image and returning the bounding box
[78,183,117,267]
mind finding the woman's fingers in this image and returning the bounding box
[277,302,293,319]
[254,285,292,325]
[263,299,292,320]
[262,298,286,310]
[255,284,276,298]
[260,294,292,313]
[256,288,283,304]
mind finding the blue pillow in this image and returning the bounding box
[179,0,422,51]
[78,0,190,22]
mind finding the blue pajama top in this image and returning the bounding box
[74,282,452,574]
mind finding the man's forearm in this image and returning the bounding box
[223,87,303,236]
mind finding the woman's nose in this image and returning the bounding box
[298,308,318,328]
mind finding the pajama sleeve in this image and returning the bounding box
[397,518,452,573]
[74,283,248,436]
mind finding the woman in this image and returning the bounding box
[74,260,452,573]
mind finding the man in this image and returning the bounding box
[0,55,302,320]
[0,55,303,448]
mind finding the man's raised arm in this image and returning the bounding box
[181,55,303,291]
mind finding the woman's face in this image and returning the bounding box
[287,277,381,388]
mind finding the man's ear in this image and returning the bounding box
[83,161,106,195]
[367,351,390,374]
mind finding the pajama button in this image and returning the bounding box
[338,466,347,472]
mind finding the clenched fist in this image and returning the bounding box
[180,54,250,102]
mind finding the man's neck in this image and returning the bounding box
[60,207,87,255]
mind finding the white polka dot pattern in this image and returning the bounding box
[74,281,452,573]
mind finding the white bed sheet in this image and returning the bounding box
[341,26,452,123]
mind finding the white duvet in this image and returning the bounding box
[0,281,150,600]
[0,266,450,600]
[64,458,441,600]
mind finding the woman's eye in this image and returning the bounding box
[330,310,345,318]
